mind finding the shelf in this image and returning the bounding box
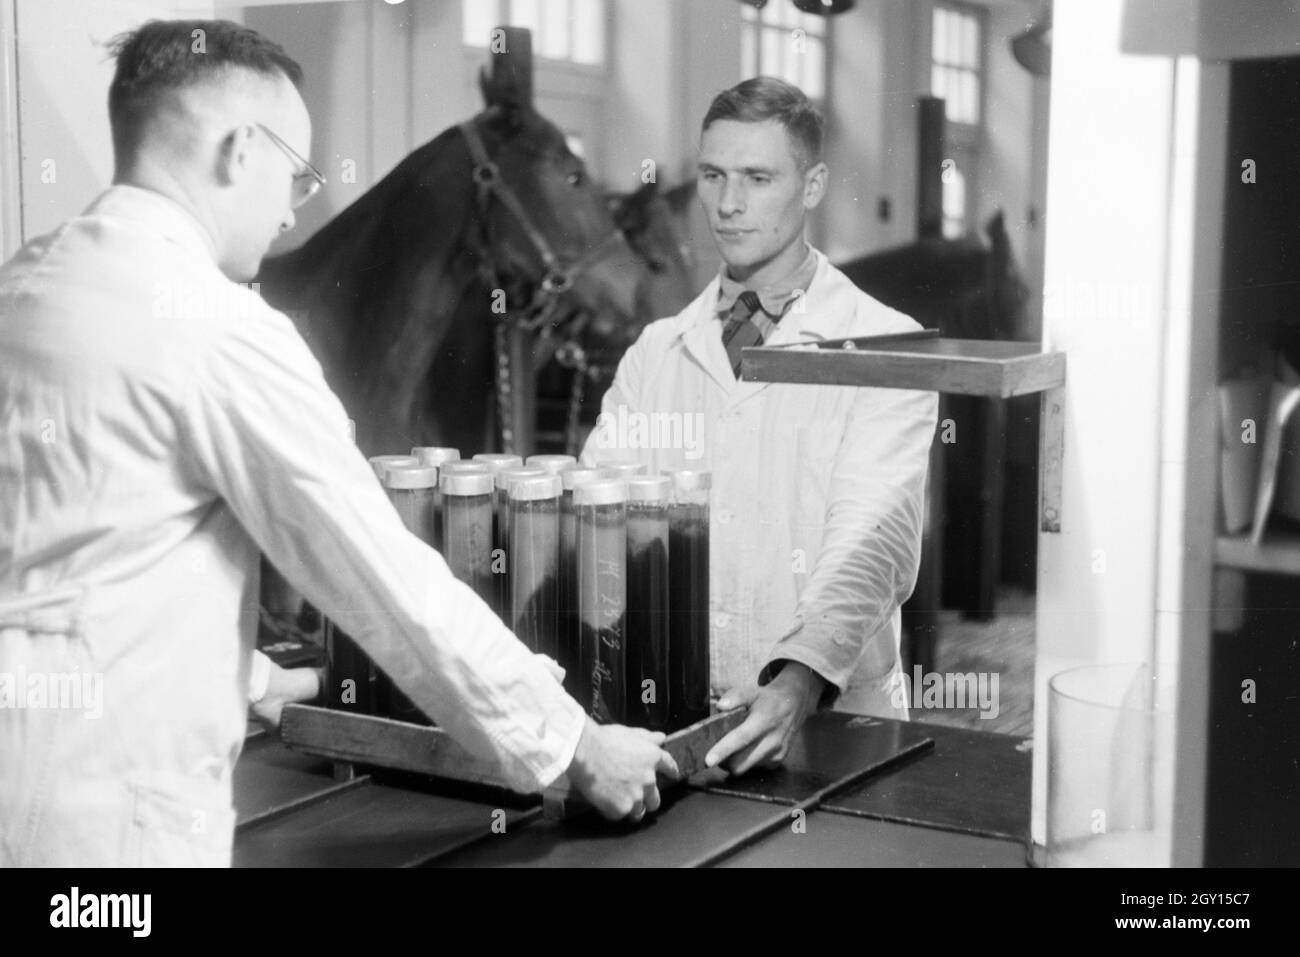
[741,336,1066,398]
[1215,530,1300,577]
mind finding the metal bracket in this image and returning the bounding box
[1039,386,1065,533]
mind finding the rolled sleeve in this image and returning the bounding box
[764,382,938,696]
[180,301,585,792]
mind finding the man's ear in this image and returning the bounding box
[216,124,257,188]
[802,161,828,210]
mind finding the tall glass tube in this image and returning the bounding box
[508,473,562,658]
[668,469,711,731]
[559,466,608,704]
[495,465,546,615]
[379,463,439,724]
[441,471,496,606]
[472,454,524,615]
[625,475,671,731]
[411,447,460,550]
[575,479,627,723]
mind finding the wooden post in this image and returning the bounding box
[490,26,534,105]
[917,96,946,241]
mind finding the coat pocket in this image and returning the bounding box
[129,776,234,867]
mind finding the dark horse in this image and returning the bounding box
[837,211,1028,341]
[257,69,667,459]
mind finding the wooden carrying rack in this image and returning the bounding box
[280,703,745,821]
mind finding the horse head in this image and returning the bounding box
[467,67,639,340]
[598,178,697,364]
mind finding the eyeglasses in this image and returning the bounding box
[256,122,326,208]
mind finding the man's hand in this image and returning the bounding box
[704,662,828,775]
[566,717,679,824]
[250,659,323,732]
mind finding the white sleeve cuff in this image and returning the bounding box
[248,650,272,704]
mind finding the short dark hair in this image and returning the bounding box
[107,19,303,163]
[701,76,824,169]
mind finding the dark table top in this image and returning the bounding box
[233,715,1031,867]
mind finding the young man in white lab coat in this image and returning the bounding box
[0,19,674,867]
[583,77,938,775]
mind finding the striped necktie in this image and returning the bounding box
[720,290,765,379]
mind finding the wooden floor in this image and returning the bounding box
[910,586,1035,738]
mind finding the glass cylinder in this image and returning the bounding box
[471,455,524,614]
[525,454,577,475]
[625,475,671,732]
[558,466,608,703]
[324,620,375,715]
[508,473,562,657]
[495,466,546,615]
[575,479,627,723]
[378,463,439,724]
[383,463,439,544]
[367,454,417,482]
[440,471,496,606]
[668,469,711,731]
[1046,663,1175,867]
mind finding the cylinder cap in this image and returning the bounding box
[472,453,524,472]
[383,463,439,489]
[509,473,563,501]
[368,454,417,480]
[440,471,495,496]
[439,461,492,477]
[574,479,628,506]
[561,467,608,491]
[599,461,647,478]
[669,469,712,493]
[525,454,578,475]
[626,475,671,502]
[411,447,461,468]
[496,465,547,491]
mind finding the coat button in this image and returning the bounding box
[713,613,730,629]
[717,510,732,524]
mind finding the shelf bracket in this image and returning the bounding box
[1039,386,1065,533]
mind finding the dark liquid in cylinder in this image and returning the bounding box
[325,619,376,714]
[381,485,438,725]
[509,498,559,657]
[577,501,626,723]
[443,493,496,605]
[668,506,710,730]
[626,505,670,731]
[557,491,580,703]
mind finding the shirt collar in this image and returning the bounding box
[84,184,219,264]
[715,242,819,320]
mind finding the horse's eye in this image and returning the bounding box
[648,259,666,275]
[566,170,585,187]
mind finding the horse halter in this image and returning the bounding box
[458,118,624,332]
[458,117,624,453]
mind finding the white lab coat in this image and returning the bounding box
[582,250,937,716]
[0,186,584,866]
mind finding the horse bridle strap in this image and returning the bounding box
[458,118,624,325]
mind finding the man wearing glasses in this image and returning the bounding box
[0,19,673,867]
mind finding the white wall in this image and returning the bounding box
[1032,0,1195,854]
[11,0,220,243]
